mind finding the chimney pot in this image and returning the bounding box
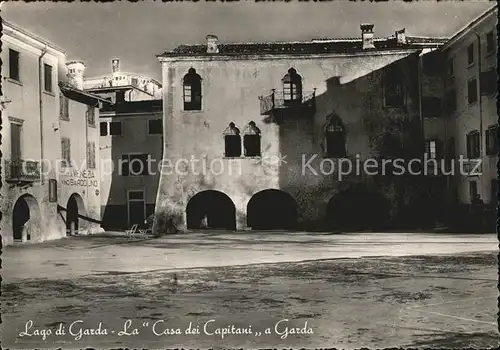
[396,28,407,45]
[360,24,375,50]
[112,58,120,74]
[66,60,86,90]
[206,35,219,54]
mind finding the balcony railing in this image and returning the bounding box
[259,90,316,115]
[4,159,41,183]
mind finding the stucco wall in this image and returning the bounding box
[58,99,102,233]
[1,33,66,245]
[444,12,497,205]
[99,113,163,229]
[155,51,426,232]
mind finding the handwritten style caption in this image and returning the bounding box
[19,319,313,341]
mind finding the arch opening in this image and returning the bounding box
[12,194,41,242]
[186,190,236,230]
[326,185,390,230]
[66,193,86,235]
[247,189,297,230]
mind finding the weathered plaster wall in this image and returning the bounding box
[99,113,163,229]
[58,99,102,233]
[0,35,65,245]
[444,12,498,205]
[155,52,426,232]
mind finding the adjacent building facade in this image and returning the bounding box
[153,27,449,233]
[1,20,108,246]
[84,59,162,102]
[441,5,498,217]
[99,99,163,230]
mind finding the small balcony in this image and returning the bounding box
[259,90,316,116]
[4,159,41,184]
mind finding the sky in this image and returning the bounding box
[2,1,495,81]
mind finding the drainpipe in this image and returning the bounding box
[417,51,424,160]
[38,46,48,184]
[473,32,484,197]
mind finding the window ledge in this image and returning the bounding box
[182,110,204,114]
[43,90,55,97]
[148,133,162,136]
[485,51,495,58]
[8,78,23,86]
[222,156,262,160]
[467,63,475,68]
[59,117,70,122]
[88,124,97,128]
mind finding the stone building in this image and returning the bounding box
[440,5,498,228]
[83,59,163,230]
[84,59,162,102]
[58,61,112,236]
[153,25,448,233]
[99,98,163,230]
[0,20,109,245]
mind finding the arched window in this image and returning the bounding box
[243,121,261,157]
[383,66,405,107]
[324,114,346,158]
[183,68,202,111]
[223,122,241,157]
[282,68,302,104]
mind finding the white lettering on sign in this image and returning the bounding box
[60,170,99,188]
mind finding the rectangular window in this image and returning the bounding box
[467,43,474,65]
[10,123,22,160]
[9,49,20,81]
[425,140,437,159]
[49,179,58,203]
[148,119,162,135]
[469,181,478,201]
[86,106,95,126]
[480,68,497,95]
[100,122,108,136]
[446,137,455,162]
[486,31,495,54]
[467,79,478,104]
[244,135,261,157]
[491,179,498,205]
[128,190,144,200]
[183,85,192,103]
[44,63,53,92]
[121,154,149,176]
[60,94,69,120]
[445,89,457,113]
[466,131,480,159]
[87,142,96,169]
[61,137,71,167]
[486,125,498,156]
[225,135,242,157]
[447,59,454,77]
[109,121,122,136]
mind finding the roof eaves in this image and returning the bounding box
[441,4,498,50]
[2,19,66,54]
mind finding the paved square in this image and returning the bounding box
[1,232,499,348]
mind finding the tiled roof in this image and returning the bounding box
[100,100,163,114]
[158,36,448,57]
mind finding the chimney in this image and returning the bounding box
[111,58,120,74]
[360,24,375,50]
[66,61,86,90]
[395,29,407,45]
[206,35,219,54]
